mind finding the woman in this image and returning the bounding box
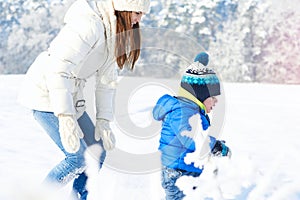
[18,0,150,199]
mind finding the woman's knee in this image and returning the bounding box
[66,154,86,168]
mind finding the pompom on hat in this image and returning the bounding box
[179,52,220,103]
[112,0,151,13]
[194,52,209,66]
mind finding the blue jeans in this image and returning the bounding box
[33,110,106,200]
[161,167,201,200]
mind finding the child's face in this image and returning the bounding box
[203,96,218,113]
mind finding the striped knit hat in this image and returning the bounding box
[180,52,220,103]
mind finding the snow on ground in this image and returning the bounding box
[1,74,300,200]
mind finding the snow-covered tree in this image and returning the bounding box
[0,0,74,73]
[130,0,236,78]
[209,0,271,82]
[259,1,300,84]
[210,0,300,83]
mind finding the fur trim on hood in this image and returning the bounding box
[94,0,116,58]
[64,0,116,58]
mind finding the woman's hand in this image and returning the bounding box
[94,119,116,151]
[58,114,84,153]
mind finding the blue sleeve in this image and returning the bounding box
[209,136,217,149]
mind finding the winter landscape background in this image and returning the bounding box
[1,0,300,83]
[1,0,300,199]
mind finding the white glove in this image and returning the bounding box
[58,114,84,153]
[94,119,116,151]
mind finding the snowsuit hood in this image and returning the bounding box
[153,94,182,121]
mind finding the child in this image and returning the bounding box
[153,52,231,200]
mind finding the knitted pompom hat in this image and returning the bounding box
[180,52,220,103]
[112,0,150,13]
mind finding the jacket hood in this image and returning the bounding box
[153,94,182,121]
[64,0,116,62]
[64,0,99,23]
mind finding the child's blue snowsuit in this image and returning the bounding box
[153,94,216,173]
[153,94,217,200]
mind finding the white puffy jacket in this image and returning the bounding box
[18,0,117,120]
